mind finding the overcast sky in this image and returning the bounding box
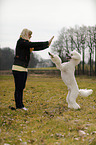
[0,0,96,59]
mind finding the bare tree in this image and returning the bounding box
[87,26,95,75]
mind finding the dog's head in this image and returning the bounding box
[66,50,81,65]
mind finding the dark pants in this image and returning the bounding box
[12,70,28,108]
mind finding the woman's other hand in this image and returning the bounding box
[30,48,34,52]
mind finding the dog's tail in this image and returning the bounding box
[79,89,93,97]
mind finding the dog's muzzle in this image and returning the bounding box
[66,52,71,59]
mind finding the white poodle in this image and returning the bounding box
[49,50,93,109]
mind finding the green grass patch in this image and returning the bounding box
[0,75,96,145]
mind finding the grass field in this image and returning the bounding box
[0,74,96,145]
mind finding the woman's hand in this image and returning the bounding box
[49,36,54,46]
[30,48,34,52]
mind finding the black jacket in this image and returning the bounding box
[13,38,49,68]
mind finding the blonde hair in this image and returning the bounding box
[20,28,32,40]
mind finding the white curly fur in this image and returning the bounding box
[49,50,93,109]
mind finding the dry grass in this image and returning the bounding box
[0,74,96,145]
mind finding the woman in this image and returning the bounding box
[12,28,54,110]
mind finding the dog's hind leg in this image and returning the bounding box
[68,89,80,109]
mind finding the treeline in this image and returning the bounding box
[0,47,40,70]
[0,48,14,70]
